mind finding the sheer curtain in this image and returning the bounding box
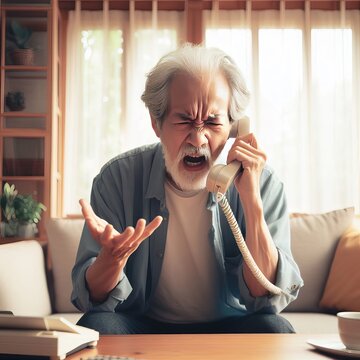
[64,2,183,215]
[205,3,360,213]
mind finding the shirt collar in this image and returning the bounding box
[145,143,166,202]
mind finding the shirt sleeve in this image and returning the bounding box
[71,170,133,312]
[235,168,304,313]
[71,224,133,312]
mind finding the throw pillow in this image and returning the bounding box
[319,227,360,311]
[286,207,354,312]
[46,218,84,313]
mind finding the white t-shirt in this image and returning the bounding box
[147,180,222,323]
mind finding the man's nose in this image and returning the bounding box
[187,126,209,147]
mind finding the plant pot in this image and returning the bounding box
[17,223,37,239]
[0,221,18,237]
[12,48,34,66]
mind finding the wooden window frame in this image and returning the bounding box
[56,0,360,216]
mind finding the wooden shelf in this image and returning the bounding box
[1,112,47,117]
[1,176,46,181]
[4,71,47,80]
[0,128,47,136]
[0,2,55,243]
[2,66,48,71]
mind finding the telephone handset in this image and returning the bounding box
[206,116,250,194]
[206,116,284,295]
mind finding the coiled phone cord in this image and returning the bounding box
[216,191,284,296]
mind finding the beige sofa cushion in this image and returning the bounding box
[44,208,355,315]
[0,240,52,316]
[281,312,338,334]
[46,218,84,313]
[286,207,354,312]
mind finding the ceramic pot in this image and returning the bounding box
[12,48,34,65]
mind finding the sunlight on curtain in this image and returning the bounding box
[257,28,307,209]
[310,27,354,211]
[64,7,183,215]
[125,11,182,149]
[205,8,360,213]
[205,10,253,124]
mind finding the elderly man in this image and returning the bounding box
[72,44,303,334]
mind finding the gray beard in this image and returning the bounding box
[161,143,212,192]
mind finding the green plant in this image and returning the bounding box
[1,183,46,226]
[0,183,19,236]
[6,20,33,49]
[14,194,46,225]
[0,183,18,222]
[5,91,26,111]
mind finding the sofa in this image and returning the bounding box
[0,207,359,334]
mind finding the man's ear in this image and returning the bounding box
[151,114,161,138]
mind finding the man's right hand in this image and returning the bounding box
[80,199,163,262]
[79,199,163,302]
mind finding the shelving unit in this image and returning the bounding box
[0,0,56,243]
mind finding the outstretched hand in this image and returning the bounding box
[79,199,163,262]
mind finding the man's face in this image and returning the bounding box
[152,71,232,191]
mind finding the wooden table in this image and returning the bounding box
[66,333,342,359]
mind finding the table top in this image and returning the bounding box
[66,333,343,360]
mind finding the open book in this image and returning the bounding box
[0,314,99,360]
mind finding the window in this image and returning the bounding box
[205,9,360,212]
[64,10,183,215]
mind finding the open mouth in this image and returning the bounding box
[183,155,207,168]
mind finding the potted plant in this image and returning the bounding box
[0,183,46,238]
[5,91,26,111]
[0,183,19,237]
[6,20,34,65]
[14,194,46,238]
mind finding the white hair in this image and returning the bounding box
[141,43,250,128]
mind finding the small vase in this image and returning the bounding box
[12,48,35,66]
[1,221,18,237]
[17,223,36,239]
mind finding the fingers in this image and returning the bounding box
[228,140,266,165]
[99,223,116,248]
[111,216,163,260]
[141,216,163,238]
[98,224,133,257]
[79,199,109,239]
[112,220,145,258]
[79,198,100,227]
[238,132,258,148]
[79,198,95,220]
[79,198,163,261]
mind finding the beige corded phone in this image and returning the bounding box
[206,116,284,295]
[0,314,99,359]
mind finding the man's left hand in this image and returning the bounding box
[227,133,267,201]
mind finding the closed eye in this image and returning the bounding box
[205,117,222,126]
[178,114,193,121]
[174,114,193,125]
[176,121,192,125]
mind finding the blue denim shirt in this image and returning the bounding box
[71,142,303,316]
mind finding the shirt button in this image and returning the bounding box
[158,252,164,258]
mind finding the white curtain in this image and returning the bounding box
[64,2,183,215]
[205,4,360,213]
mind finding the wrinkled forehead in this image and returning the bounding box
[168,71,230,110]
[170,70,218,91]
